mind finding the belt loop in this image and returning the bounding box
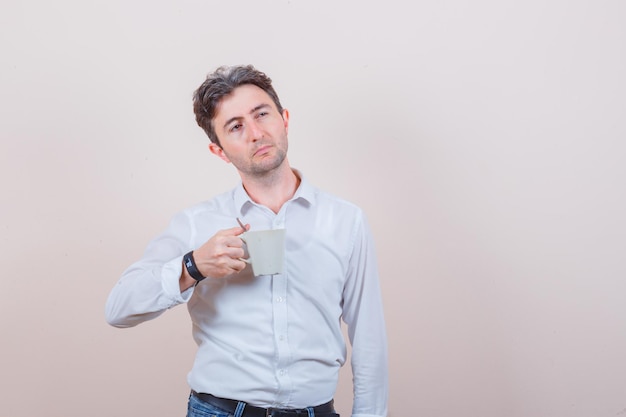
[306,406,315,417]
[234,401,246,417]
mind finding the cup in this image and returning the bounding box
[240,228,286,276]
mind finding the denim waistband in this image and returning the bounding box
[191,391,335,417]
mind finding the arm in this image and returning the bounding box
[105,211,248,328]
[105,211,195,328]
[342,213,388,417]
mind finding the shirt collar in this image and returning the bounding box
[233,169,316,215]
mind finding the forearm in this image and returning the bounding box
[105,256,192,327]
[350,329,388,417]
[106,211,196,327]
[348,291,388,417]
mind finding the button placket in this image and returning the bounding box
[271,274,291,402]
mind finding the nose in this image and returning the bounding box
[248,120,264,142]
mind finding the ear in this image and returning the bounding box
[282,108,290,133]
[209,142,231,163]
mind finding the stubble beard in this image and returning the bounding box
[227,142,288,179]
[248,145,287,177]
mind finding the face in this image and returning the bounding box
[209,84,290,178]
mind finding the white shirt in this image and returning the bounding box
[105,173,388,417]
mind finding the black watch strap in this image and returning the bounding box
[183,251,206,282]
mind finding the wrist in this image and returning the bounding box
[183,251,206,282]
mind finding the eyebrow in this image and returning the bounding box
[222,103,271,131]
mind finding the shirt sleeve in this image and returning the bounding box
[105,210,195,328]
[342,212,389,417]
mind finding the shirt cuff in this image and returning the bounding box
[161,255,194,305]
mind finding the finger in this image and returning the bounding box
[215,226,247,238]
[222,245,246,259]
[229,257,249,272]
[223,235,245,249]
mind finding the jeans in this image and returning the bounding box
[186,393,340,417]
[187,394,236,417]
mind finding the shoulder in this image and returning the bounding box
[298,173,364,217]
[175,188,238,222]
[307,186,369,236]
[314,187,363,215]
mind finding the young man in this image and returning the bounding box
[106,65,388,417]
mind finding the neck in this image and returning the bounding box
[241,163,300,214]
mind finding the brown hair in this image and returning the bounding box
[193,65,284,146]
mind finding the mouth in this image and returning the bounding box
[253,145,272,157]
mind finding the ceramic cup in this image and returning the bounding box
[240,228,286,276]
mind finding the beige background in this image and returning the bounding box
[1,0,625,416]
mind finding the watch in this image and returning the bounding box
[183,251,206,282]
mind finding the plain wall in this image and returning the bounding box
[1,0,625,416]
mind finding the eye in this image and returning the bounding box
[256,111,269,118]
[229,123,242,132]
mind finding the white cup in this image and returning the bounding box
[240,229,286,276]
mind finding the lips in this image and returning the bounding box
[253,145,272,157]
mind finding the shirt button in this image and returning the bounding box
[278,369,286,376]
[276,296,284,303]
[279,335,285,341]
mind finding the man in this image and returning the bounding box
[105,65,388,417]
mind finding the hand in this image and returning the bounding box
[192,225,250,279]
